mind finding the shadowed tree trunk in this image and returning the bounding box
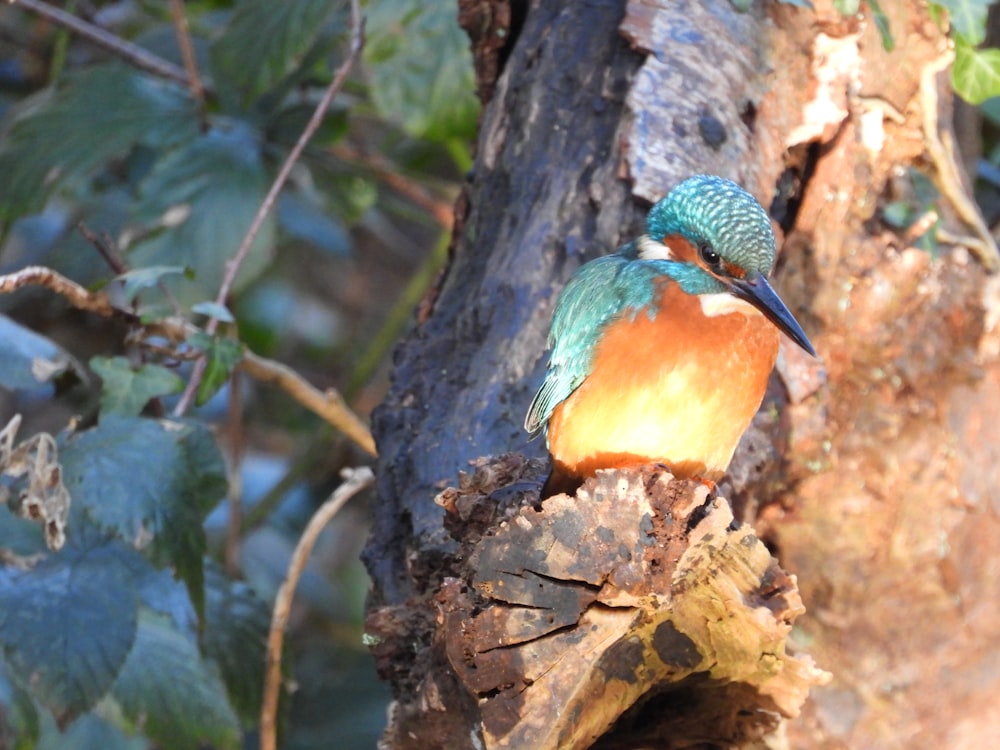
[364,1,1000,747]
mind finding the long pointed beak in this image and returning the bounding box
[730,272,816,356]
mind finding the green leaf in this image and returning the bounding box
[868,0,894,51]
[90,356,184,417]
[278,191,351,256]
[115,265,189,303]
[980,95,1000,126]
[188,332,244,406]
[833,0,860,13]
[112,609,240,750]
[777,0,814,8]
[59,415,227,619]
[190,301,235,323]
[210,0,341,105]
[881,200,913,229]
[0,65,197,220]
[0,504,46,559]
[0,659,39,750]
[35,711,146,750]
[934,0,991,45]
[132,561,198,639]
[0,534,139,725]
[202,564,271,722]
[128,123,276,306]
[364,0,480,141]
[0,314,81,391]
[953,37,1000,104]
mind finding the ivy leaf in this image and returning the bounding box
[0,64,197,221]
[364,0,480,142]
[202,564,271,722]
[129,123,276,306]
[188,332,244,407]
[210,0,341,106]
[934,0,991,45]
[115,265,190,304]
[953,36,1000,104]
[90,356,184,417]
[112,609,241,750]
[0,533,139,725]
[0,314,81,392]
[59,415,227,619]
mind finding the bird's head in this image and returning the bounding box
[636,175,815,356]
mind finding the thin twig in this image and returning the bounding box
[175,0,366,415]
[9,0,193,88]
[168,0,207,120]
[920,46,1000,270]
[259,466,375,750]
[76,223,186,319]
[225,369,244,575]
[240,351,376,456]
[0,266,377,456]
[77,222,128,274]
[0,265,117,317]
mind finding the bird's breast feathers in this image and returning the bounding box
[545,280,780,479]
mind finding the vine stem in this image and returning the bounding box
[259,466,375,750]
[173,0,366,417]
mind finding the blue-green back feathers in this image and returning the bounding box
[524,249,664,437]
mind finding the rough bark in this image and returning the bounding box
[365,0,1000,747]
[766,3,1000,747]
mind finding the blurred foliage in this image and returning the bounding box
[771,0,1000,99]
[0,0,477,747]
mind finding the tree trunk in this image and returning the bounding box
[365,0,1000,747]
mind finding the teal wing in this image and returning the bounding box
[524,249,661,439]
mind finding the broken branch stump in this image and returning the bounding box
[366,458,828,749]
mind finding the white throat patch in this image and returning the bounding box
[699,292,760,318]
[636,234,674,261]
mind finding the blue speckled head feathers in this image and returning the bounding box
[645,175,776,276]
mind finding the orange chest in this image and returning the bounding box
[547,285,780,479]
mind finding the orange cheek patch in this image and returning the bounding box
[660,234,699,264]
[721,260,747,279]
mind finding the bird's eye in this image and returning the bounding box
[699,243,721,266]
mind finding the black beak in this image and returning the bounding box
[730,272,816,356]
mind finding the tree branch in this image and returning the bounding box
[259,466,375,750]
[240,351,376,457]
[0,266,377,457]
[168,0,207,119]
[9,0,195,89]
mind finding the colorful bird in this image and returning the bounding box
[524,175,815,496]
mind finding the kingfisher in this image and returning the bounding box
[524,175,815,496]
